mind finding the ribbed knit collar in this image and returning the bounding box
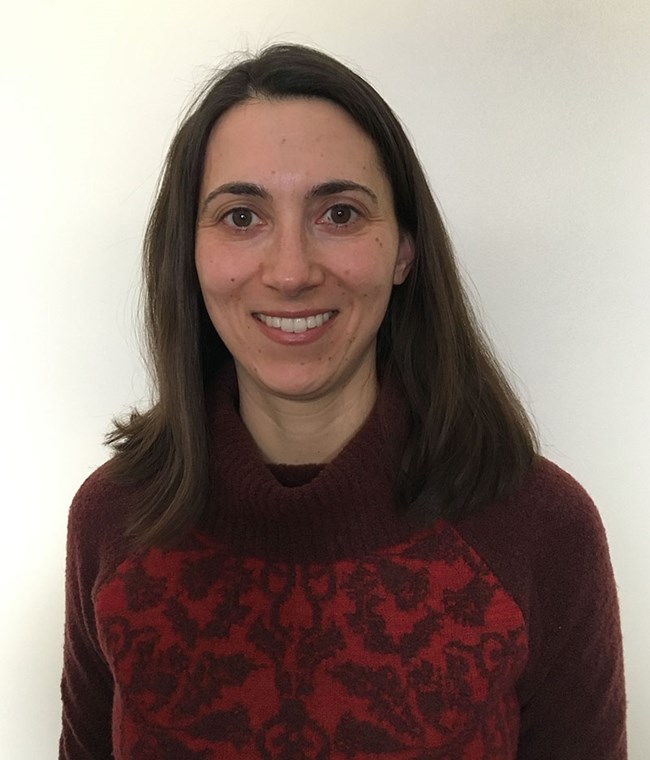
[203,366,414,563]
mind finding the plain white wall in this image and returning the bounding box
[1,0,648,756]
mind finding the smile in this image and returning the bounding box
[254,311,334,333]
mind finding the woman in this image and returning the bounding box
[60,44,626,759]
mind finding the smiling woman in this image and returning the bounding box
[195,98,413,459]
[59,44,626,759]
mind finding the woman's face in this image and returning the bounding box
[195,97,413,405]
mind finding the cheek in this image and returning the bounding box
[347,260,401,300]
[196,249,246,298]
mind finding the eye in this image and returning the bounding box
[221,207,261,229]
[322,204,360,227]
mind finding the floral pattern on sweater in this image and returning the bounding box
[96,522,526,759]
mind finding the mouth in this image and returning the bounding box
[253,311,335,334]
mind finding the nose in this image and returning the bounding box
[260,221,324,296]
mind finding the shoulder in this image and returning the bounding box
[514,457,611,570]
[512,456,603,529]
[68,461,133,538]
[66,461,138,591]
[452,456,616,642]
[456,456,608,563]
[453,456,622,707]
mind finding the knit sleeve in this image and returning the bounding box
[455,458,627,759]
[59,469,120,759]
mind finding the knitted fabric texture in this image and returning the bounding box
[60,377,626,759]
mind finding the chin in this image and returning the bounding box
[235,360,334,401]
[259,372,336,402]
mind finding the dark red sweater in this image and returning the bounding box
[60,379,626,759]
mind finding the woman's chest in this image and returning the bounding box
[95,533,527,759]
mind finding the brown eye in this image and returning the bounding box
[324,204,358,226]
[224,207,259,228]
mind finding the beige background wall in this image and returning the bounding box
[1,1,648,756]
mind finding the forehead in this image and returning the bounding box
[201,98,387,190]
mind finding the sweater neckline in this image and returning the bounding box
[203,366,413,562]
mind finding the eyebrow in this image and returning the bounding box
[200,179,378,214]
[201,182,269,213]
[307,180,378,204]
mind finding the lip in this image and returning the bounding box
[252,310,338,345]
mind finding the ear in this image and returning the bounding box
[393,233,415,285]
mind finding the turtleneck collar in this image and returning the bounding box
[202,365,414,563]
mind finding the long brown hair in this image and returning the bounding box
[106,43,537,547]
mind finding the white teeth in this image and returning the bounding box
[256,311,332,333]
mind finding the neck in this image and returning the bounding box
[237,370,379,465]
